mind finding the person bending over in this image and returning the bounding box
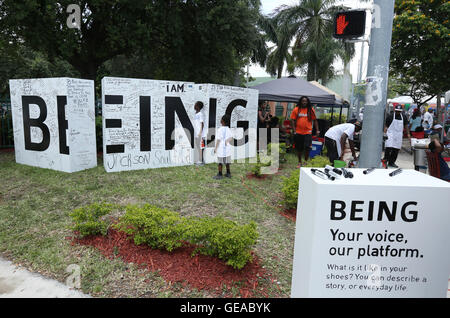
[324,121,362,166]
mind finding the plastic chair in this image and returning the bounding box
[425,150,444,180]
[411,131,425,139]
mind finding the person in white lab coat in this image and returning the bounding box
[383,105,411,168]
[423,108,434,131]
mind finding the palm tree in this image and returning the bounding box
[274,0,356,83]
[258,15,297,78]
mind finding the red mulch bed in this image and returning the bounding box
[71,229,271,297]
[279,208,296,222]
[245,172,272,180]
[245,169,283,181]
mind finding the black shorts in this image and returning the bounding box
[294,134,312,152]
[325,137,339,164]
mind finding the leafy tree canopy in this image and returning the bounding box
[0,0,265,86]
[266,0,355,83]
[390,0,450,99]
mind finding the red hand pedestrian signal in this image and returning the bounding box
[336,14,349,35]
[333,11,366,39]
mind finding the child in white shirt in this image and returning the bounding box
[193,101,206,166]
[214,114,233,179]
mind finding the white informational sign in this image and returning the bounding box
[9,78,97,173]
[101,77,258,172]
[291,168,450,298]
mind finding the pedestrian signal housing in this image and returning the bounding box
[333,11,366,39]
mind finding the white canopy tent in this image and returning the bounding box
[387,96,414,104]
[421,96,445,107]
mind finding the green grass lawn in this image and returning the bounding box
[0,151,301,298]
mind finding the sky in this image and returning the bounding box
[250,0,373,83]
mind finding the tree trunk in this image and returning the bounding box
[71,58,100,81]
[233,70,240,86]
[80,62,99,80]
[306,62,314,81]
[435,93,444,143]
[277,63,283,79]
[436,93,442,122]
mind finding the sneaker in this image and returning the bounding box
[389,163,399,168]
[213,174,223,180]
[225,173,231,178]
[195,162,205,166]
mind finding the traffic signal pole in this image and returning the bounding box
[358,0,395,168]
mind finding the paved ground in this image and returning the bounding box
[1,140,448,298]
[0,257,90,298]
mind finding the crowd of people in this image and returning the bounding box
[195,96,448,181]
[257,97,449,181]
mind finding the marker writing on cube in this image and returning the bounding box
[389,168,403,177]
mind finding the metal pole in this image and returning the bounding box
[358,0,395,168]
[357,41,365,83]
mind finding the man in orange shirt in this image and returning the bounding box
[290,96,320,167]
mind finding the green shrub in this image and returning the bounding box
[115,205,259,269]
[69,203,116,237]
[114,204,185,252]
[303,155,330,168]
[281,156,330,209]
[268,142,287,163]
[281,169,300,209]
[319,113,347,124]
[183,217,258,269]
[250,143,287,176]
[250,154,272,177]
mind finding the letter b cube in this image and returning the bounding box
[9,78,97,173]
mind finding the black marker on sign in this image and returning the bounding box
[363,167,376,175]
[341,168,353,178]
[325,167,341,179]
[323,169,336,181]
[311,169,328,180]
[389,168,403,177]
